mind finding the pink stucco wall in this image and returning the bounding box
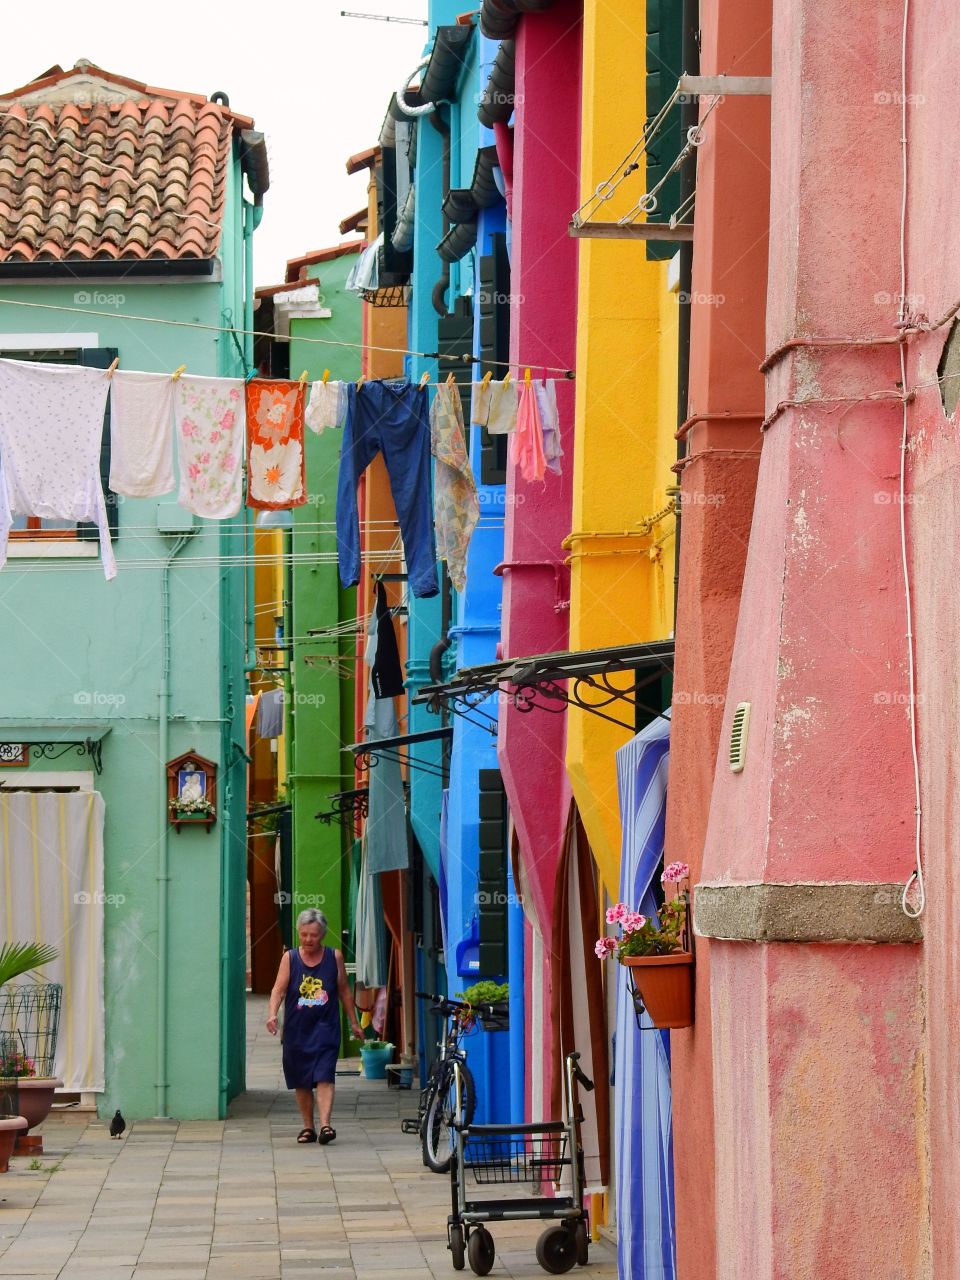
[698,0,928,1271]
[497,1,581,1119]
[665,0,770,1272]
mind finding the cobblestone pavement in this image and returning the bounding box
[0,997,617,1279]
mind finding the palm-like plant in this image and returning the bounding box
[0,943,58,989]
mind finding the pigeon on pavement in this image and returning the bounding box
[109,1110,125,1139]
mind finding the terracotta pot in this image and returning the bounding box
[0,1117,27,1173]
[622,952,694,1028]
[12,1079,62,1131]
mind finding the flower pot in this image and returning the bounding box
[0,1117,27,1173]
[11,1078,62,1131]
[359,1044,394,1081]
[477,1001,509,1032]
[622,952,694,1028]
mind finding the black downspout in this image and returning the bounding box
[431,106,452,317]
[674,0,700,631]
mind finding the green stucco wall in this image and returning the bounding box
[286,254,361,986]
[0,155,252,1120]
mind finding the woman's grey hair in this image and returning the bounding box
[297,908,328,932]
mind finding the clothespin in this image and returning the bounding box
[357,374,366,391]
[503,370,511,389]
[419,371,431,388]
[322,369,330,385]
[171,364,186,381]
[106,357,119,379]
[445,371,456,388]
[481,371,493,390]
[298,370,308,386]
[524,367,531,388]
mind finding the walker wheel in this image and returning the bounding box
[449,1224,465,1271]
[536,1225,578,1274]
[575,1219,589,1266]
[467,1226,495,1276]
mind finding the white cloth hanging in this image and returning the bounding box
[0,358,115,578]
[173,375,245,519]
[305,380,347,434]
[108,370,175,497]
[471,378,519,434]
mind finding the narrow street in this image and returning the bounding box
[0,999,616,1280]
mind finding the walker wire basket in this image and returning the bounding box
[0,984,62,1077]
[463,1131,570,1186]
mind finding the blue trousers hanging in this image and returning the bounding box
[336,380,438,598]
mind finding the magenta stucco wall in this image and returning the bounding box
[497,0,581,1119]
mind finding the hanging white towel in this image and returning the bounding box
[471,378,519,434]
[173,375,245,519]
[305,380,347,434]
[108,370,175,497]
[0,358,115,578]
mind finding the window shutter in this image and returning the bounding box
[476,232,511,484]
[476,767,508,977]
[78,347,119,542]
[645,0,684,261]
[437,296,475,426]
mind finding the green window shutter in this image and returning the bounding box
[438,296,475,426]
[645,0,685,261]
[78,347,119,542]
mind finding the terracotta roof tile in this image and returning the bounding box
[0,67,244,261]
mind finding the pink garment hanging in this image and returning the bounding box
[510,380,547,484]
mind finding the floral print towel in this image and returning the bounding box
[431,382,479,592]
[246,380,307,510]
[174,376,244,519]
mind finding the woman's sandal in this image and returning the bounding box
[318,1126,336,1145]
[297,1128,317,1144]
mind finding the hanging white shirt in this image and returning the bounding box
[0,358,115,579]
[108,370,175,497]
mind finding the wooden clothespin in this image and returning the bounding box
[481,370,493,390]
[106,357,119,379]
[171,364,186,381]
[445,371,456,388]
[419,371,431,388]
[503,369,511,389]
[322,369,330,385]
[298,370,308,386]
[356,374,366,391]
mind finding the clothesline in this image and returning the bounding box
[0,295,577,378]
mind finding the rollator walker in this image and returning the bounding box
[447,1050,595,1275]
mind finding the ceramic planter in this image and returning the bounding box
[12,1078,62,1131]
[0,1117,27,1173]
[622,952,694,1028]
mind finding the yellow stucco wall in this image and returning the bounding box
[565,0,679,899]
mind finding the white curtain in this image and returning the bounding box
[0,792,105,1091]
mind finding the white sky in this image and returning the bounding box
[0,1,428,286]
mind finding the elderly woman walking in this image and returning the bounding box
[267,908,362,1144]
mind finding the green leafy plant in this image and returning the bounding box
[458,981,509,1006]
[595,863,690,962]
[0,942,58,990]
[360,1040,393,1051]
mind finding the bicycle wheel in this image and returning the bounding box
[422,1062,476,1174]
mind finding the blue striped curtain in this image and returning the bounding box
[614,712,676,1280]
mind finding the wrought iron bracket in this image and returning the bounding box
[28,738,105,775]
[315,789,369,828]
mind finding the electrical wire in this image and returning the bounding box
[0,295,576,377]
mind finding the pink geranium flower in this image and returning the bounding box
[621,912,648,935]
[661,861,690,885]
[594,937,617,959]
[605,902,628,925]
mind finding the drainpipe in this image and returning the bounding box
[673,0,700,631]
[243,198,264,672]
[156,533,191,1118]
[431,107,452,317]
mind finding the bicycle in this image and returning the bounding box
[402,990,478,1174]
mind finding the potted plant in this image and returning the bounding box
[595,862,694,1029]
[458,980,510,1031]
[0,943,58,1169]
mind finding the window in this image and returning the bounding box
[2,345,118,543]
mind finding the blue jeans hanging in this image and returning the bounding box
[336,380,438,598]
